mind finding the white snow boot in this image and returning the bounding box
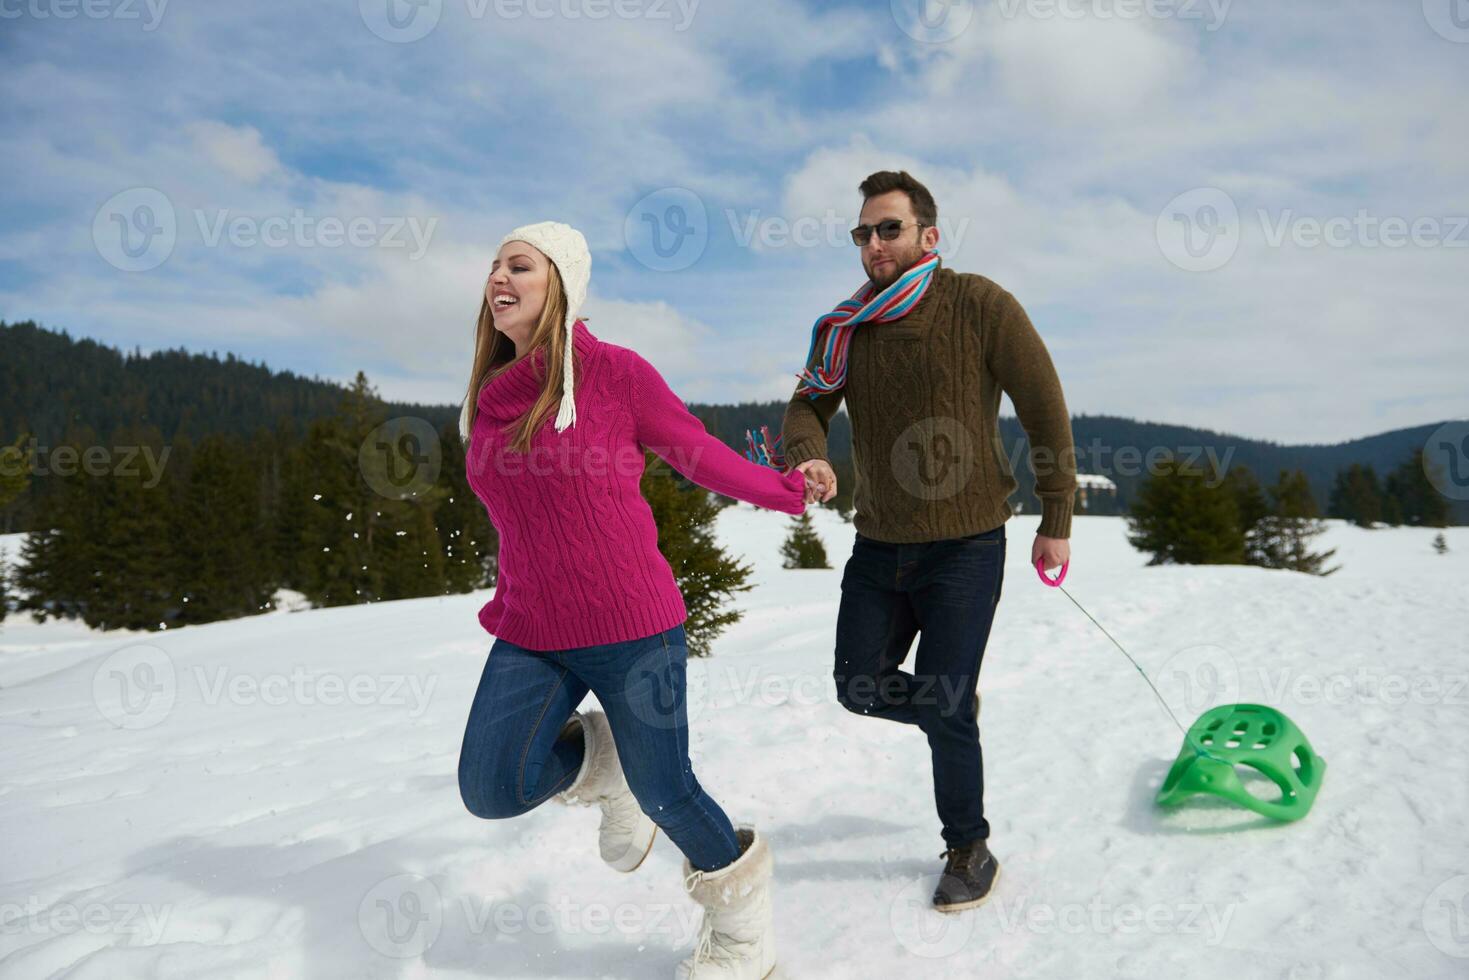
[555,709,658,873]
[677,827,776,980]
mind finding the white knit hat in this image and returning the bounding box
[462,220,591,441]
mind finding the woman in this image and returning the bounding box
[456,220,808,980]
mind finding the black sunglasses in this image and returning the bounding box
[850,219,926,246]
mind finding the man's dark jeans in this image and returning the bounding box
[833,523,1007,848]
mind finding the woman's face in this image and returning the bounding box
[485,240,549,348]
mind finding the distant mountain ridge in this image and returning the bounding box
[3,319,1460,524]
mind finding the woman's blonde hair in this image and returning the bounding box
[461,260,571,455]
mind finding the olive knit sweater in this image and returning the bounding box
[781,265,1077,542]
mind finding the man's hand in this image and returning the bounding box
[794,458,837,504]
[1032,534,1070,574]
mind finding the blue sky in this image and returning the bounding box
[2,0,1466,444]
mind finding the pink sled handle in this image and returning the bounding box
[1034,557,1069,587]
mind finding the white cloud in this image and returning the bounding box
[978,8,1200,125]
[579,294,715,378]
[2,0,1465,445]
[186,121,282,184]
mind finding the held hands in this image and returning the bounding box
[793,459,837,505]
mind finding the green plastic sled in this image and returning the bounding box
[1155,703,1325,822]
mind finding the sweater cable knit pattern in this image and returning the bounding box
[466,319,807,651]
[782,267,1077,543]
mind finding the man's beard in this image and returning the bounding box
[867,243,926,289]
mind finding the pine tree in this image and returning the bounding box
[0,431,29,625]
[260,418,307,595]
[295,413,384,606]
[436,421,497,593]
[14,508,62,622]
[356,407,450,602]
[1383,450,1450,528]
[292,374,450,607]
[780,511,831,569]
[1126,454,1244,565]
[0,432,30,514]
[1223,464,1270,566]
[22,429,178,631]
[94,428,178,630]
[1432,532,1448,555]
[16,432,150,627]
[640,452,752,658]
[378,488,450,600]
[58,433,115,623]
[1256,469,1340,576]
[171,433,275,623]
[1327,463,1382,527]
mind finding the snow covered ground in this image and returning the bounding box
[1,514,1466,979]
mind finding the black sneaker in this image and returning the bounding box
[932,839,1000,912]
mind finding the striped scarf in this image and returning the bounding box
[745,250,941,469]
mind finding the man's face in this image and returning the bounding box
[857,190,938,288]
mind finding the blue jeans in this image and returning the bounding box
[833,523,1007,848]
[457,623,742,872]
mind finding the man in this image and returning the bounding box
[781,170,1075,912]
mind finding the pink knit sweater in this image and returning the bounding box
[466,319,808,650]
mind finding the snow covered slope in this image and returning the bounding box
[1,514,1465,978]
